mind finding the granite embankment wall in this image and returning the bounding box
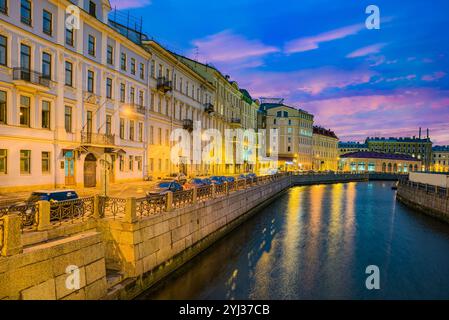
[397,179,449,223]
[0,173,401,300]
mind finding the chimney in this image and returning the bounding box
[427,128,429,139]
[419,127,422,139]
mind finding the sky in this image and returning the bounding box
[109,0,449,145]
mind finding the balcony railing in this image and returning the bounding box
[183,119,193,132]
[13,68,51,88]
[157,77,173,93]
[204,103,214,114]
[81,132,115,146]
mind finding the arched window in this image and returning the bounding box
[388,163,392,172]
[382,163,386,173]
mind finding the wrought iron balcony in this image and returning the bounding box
[157,77,173,93]
[13,68,51,88]
[230,118,242,128]
[136,104,146,115]
[182,119,193,132]
[81,132,115,146]
[204,103,214,114]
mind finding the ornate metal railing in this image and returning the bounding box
[197,185,213,202]
[99,196,126,219]
[81,132,115,146]
[214,184,226,196]
[172,190,194,208]
[227,181,236,193]
[237,179,247,190]
[50,197,94,225]
[399,179,449,198]
[0,203,39,230]
[13,67,51,87]
[136,195,167,218]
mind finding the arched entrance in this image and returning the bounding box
[84,153,97,188]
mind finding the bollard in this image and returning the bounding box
[225,182,229,195]
[93,195,101,219]
[1,213,23,256]
[124,197,137,223]
[37,200,51,231]
[211,184,216,199]
[192,187,198,204]
[166,191,174,211]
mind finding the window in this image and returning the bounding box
[106,78,112,99]
[21,0,32,25]
[136,156,142,171]
[42,52,51,80]
[284,111,288,117]
[150,93,154,111]
[20,44,31,71]
[138,122,143,142]
[149,126,154,144]
[158,128,162,145]
[42,101,50,129]
[119,118,124,139]
[129,156,134,171]
[150,60,155,78]
[120,83,125,102]
[107,45,113,65]
[0,149,6,174]
[139,63,144,80]
[20,150,31,174]
[121,53,127,71]
[131,58,136,75]
[0,90,6,124]
[20,95,30,126]
[88,35,95,56]
[138,91,144,107]
[0,35,7,66]
[129,120,134,141]
[43,10,52,35]
[42,152,50,173]
[88,1,96,17]
[130,87,135,104]
[119,155,124,171]
[65,106,72,132]
[65,61,73,86]
[105,115,112,136]
[87,70,94,93]
[65,27,74,46]
[165,129,169,146]
[0,0,7,15]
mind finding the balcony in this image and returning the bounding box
[204,103,214,114]
[136,104,146,115]
[182,119,193,132]
[13,68,51,91]
[157,77,173,93]
[81,132,115,146]
[230,118,242,128]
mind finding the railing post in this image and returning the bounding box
[93,195,100,219]
[37,200,51,231]
[211,184,216,199]
[225,182,229,195]
[166,192,173,211]
[1,213,23,257]
[192,187,198,204]
[124,197,137,223]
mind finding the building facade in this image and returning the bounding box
[366,132,433,171]
[338,141,368,155]
[339,151,421,173]
[312,126,339,171]
[0,0,151,192]
[258,100,314,172]
[432,145,449,173]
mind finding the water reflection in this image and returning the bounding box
[139,182,449,300]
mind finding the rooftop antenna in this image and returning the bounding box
[194,46,199,62]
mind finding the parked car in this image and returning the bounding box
[246,173,257,179]
[201,178,212,186]
[238,174,247,180]
[148,181,183,195]
[184,178,207,189]
[210,176,225,185]
[224,176,235,183]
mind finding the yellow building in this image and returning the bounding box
[432,146,449,173]
[312,127,339,171]
[339,151,421,173]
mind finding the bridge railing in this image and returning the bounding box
[399,179,449,198]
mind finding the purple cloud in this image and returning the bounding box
[109,0,152,10]
[346,43,388,58]
[422,71,446,82]
[284,24,365,54]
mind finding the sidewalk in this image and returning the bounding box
[0,181,158,206]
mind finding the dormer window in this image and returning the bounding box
[89,1,96,17]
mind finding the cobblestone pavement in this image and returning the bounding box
[0,180,159,206]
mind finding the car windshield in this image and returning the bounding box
[27,193,46,202]
[158,182,171,188]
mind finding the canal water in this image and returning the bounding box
[139,181,449,300]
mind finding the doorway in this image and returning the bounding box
[84,153,97,188]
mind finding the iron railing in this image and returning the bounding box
[13,67,51,87]
[49,197,94,225]
[399,179,449,198]
[197,185,213,202]
[99,196,126,219]
[172,190,194,208]
[136,195,167,217]
[0,203,39,230]
[157,77,173,93]
[81,132,115,146]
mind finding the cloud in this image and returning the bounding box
[109,0,152,10]
[421,71,446,82]
[189,30,279,68]
[284,24,365,54]
[346,43,388,58]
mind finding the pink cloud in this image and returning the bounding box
[190,30,279,66]
[109,0,152,10]
[422,71,446,82]
[346,43,388,58]
[284,24,365,54]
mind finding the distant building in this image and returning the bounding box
[432,145,449,173]
[365,129,432,170]
[338,141,368,155]
[312,127,339,171]
[339,151,421,173]
[258,100,314,171]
